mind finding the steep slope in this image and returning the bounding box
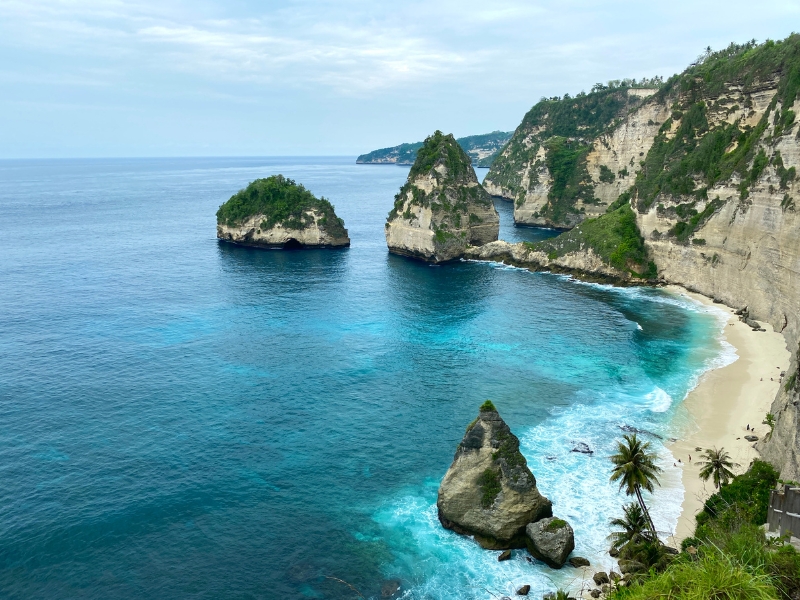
[482,36,800,478]
[357,131,513,168]
[484,85,659,227]
[216,175,350,248]
[384,131,499,263]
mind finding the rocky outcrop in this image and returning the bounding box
[216,175,350,249]
[357,131,512,168]
[385,131,499,263]
[437,401,552,549]
[525,517,575,568]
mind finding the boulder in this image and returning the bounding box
[498,549,512,561]
[745,435,759,442]
[525,517,575,568]
[516,585,530,596]
[568,556,590,568]
[385,130,499,263]
[571,442,593,455]
[437,401,552,549]
[380,579,401,598]
[590,590,601,598]
[593,572,610,585]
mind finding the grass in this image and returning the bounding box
[525,204,655,277]
[216,175,347,238]
[479,400,497,412]
[545,518,568,533]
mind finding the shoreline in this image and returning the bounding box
[663,286,790,543]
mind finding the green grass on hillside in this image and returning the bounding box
[216,175,347,237]
[525,204,655,277]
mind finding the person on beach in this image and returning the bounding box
[688,454,691,462]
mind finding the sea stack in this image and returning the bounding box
[437,401,552,549]
[216,175,350,249]
[384,130,499,263]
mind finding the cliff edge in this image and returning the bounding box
[216,175,350,249]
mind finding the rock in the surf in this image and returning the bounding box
[437,401,552,549]
[216,175,350,249]
[384,130,499,263]
[525,517,575,568]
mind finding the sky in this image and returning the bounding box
[1,0,799,158]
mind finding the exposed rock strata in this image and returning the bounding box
[217,212,350,248]
[385,131,499,263]
[437,402,552,549]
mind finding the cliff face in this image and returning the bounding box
[216,175,350,249]
[385,131,499,263]
[485,36,800,478]
[217,210,350,248]
[437,402,552,549]
[483,87,656,228]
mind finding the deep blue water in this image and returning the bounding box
[0,157,730,599]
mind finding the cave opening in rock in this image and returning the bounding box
[283,238,303,249]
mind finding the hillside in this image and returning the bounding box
[357,131,512,168]
[477,35,800,480]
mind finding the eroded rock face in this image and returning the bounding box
[525,517,575,569]
[437,402,552,549]
[217,210,350,248]
[385,131,499,263]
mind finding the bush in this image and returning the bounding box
[696,460,779,526]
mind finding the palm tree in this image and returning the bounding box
[697,447,739,488]
[609,434,662,539]
[608,502,649,555]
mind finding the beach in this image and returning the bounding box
[665,287,790,542]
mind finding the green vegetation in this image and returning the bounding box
[697,447,740,489]
[608,503,649,555]
[610,460,799,600]
[216,175,347,237]
[477,468,502,508]
[525,205,656,278]
[486,87,646,220]
[544,518,568,532]
[357,131,512,167]
[765,413,776,440]
[609,433,663,539]
[632,35,800,211]
[479,400,497,412]
[599,164,616,183]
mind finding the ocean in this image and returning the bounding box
[0,157,734,599]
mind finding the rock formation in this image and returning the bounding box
[525,517,575,568]
[385,131,499,263]
[357,131,512,168]
[473,35,800,478]
[437,401,552,549]
[216,175,350,249]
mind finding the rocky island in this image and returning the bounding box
[216,175,350,249]
[384,131,499,262]
[438,401,575,567]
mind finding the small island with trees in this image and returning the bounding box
[216,175,350,249]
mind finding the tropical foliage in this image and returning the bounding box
[697,447,740,489]
[609,433,663,538]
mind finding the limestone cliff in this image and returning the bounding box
[216,175,350,249]
[385,131,499,263]
[484,36,800,478]
[483,85,658,227]
[437,401,552,549]
[357,131,512,168]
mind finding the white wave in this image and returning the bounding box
[645,387,673,413]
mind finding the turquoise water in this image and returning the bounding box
[0,157,731,599]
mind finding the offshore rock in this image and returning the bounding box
[216,175,350,249]
[525,517,575,569]
[437,401,552,549]
[385,130,499,263]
